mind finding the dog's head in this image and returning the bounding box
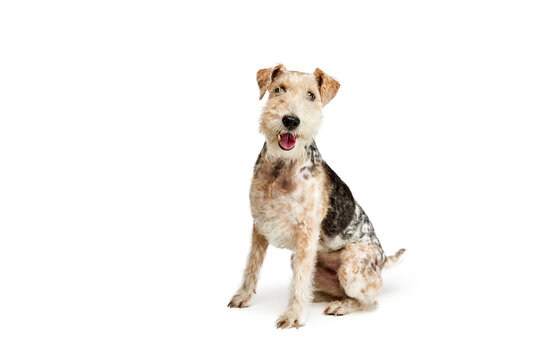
[257,65,340,159]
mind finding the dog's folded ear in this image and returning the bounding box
[256,64,286,100]
[314,68,340,106]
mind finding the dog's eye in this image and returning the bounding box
[307,91,315,101]
[274,86,286,94]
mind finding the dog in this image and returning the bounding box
[227,64,405,329]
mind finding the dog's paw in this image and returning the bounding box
[323,299,378,316]
[275,311,305,329]
[323,301,349,316]
[227,291,252,308]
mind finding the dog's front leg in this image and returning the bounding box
[276,228,318,329]
[228,226,268,308]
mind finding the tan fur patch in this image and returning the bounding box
[314,68,340,106]
[257,64,286,100]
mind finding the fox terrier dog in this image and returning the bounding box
[228,65,405,329]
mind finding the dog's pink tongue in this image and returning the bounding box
[279,133,296,150]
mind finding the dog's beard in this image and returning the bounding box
[263,131,315,160]
[259,113,322,158]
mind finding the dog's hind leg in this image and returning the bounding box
[313,256,347,300]
[323,243,383,315]
[313,291,339,303]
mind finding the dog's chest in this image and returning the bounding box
[250,159,324,250]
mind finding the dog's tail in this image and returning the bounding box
[383,248,406,269]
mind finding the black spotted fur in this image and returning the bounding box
[320,162,356,238]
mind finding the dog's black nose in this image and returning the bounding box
[282,115,300,130]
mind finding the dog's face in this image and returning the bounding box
[257,65,340,159]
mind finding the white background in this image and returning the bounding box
[1,1,539,359]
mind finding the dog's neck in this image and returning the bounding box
[253,141,324,186]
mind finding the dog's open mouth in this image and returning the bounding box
[278,133,296,151]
